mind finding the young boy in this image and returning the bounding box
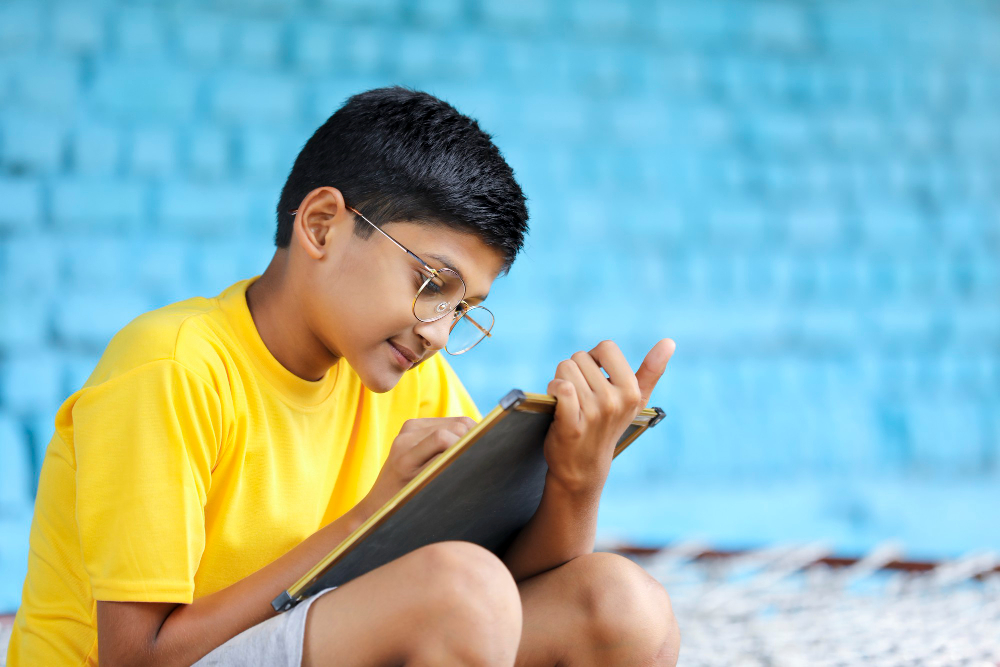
[7,87,679,666]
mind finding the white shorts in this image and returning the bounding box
[191,587,339,666]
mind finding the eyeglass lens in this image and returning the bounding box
[414,270,465,321]
[445,306,494,354]
[413,269,492,353]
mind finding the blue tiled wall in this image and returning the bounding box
[1,0,999,611]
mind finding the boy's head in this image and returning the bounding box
[269,87,529,393]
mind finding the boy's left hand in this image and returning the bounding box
[542,338,676,496]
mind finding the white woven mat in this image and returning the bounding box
[626,542,1000,666]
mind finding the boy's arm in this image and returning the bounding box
[499,472,600,582]
[501,339,675,582]
[97,502,370,667]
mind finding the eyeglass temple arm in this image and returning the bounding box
[461,309,492,338]
[287,207,439,276]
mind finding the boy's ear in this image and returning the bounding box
[292,186,351,259]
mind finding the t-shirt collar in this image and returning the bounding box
[217,275,341,407]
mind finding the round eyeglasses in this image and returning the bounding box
[412,267,495,354]
[289,202,495,354]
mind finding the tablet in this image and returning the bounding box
[272,389,666,612]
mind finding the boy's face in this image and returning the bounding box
[292,188,507,393]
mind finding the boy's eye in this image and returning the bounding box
[416,272,443,295]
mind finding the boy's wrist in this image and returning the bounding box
[349,498,374,530]
[544,469,604,504]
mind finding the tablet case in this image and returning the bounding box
[272,389,666,612]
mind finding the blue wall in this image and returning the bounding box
[1,0,999,611]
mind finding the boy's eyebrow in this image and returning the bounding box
[426,253,489,302]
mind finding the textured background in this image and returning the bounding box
[1,0,999,614]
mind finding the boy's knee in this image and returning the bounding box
[572,552,680,665]
[405,541,522,660]
[412,541,520,607]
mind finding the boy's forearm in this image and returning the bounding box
[500,471,601,582]
[149,502,370,666]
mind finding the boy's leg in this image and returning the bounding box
[513,552,680,667]
[302,540,522,666]
[303,546,678,667]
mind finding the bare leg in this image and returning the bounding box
[514,552,680,667]
[301,546,677,667]
[302,541,522,667]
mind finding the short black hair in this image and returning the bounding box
[276,86,529,276]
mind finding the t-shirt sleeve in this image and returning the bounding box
[73,358,223,603]
[417,355,484,422]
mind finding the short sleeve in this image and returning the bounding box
[417,355,483,421]
[73,359,222,603]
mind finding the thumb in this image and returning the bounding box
[635,338,675,409]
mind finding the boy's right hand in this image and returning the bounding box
[357,416,478,520]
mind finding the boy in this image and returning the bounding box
[8,87,679,666]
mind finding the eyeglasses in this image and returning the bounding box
[288,204,495,355]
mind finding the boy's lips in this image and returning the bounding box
[389,341,420,364]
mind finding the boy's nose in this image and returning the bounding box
[414,312,455,353]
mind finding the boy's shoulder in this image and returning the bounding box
[84,292,229,390]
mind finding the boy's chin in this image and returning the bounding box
[356,362,406,394]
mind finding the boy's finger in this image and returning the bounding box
[636,338,675,409]
[400,416,476,433]
[408,429,462,470]
[586,340,639,399]
[396,418,474,448]
[547,378,582,434]
[556,358,598,419]
[571,348,615,402]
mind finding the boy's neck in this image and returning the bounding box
[245,253,341,383]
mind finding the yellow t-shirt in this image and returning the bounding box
[7,275,483,666]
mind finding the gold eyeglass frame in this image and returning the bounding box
[288,203,495,355]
